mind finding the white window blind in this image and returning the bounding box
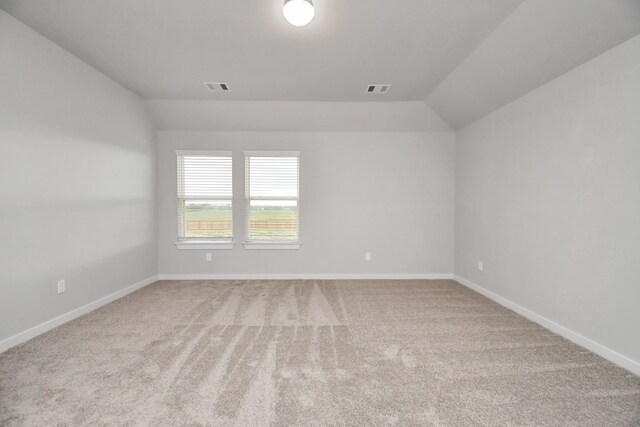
[177,151,233,241]
[245,152,300,242]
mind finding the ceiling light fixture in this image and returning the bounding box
[283,0,315,27]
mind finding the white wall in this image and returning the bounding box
[455,35,640,365]
[158,131,455,277]
[146,100,451,132]
[0,11,157,344]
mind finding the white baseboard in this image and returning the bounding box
[0,275,159,354]
[158,273,454,281]
[453,275,640,376]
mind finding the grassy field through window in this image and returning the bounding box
[184,202,298,239]
[185,202,232,238]
[248,204,298,240]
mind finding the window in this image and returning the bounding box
[244,151,300,249]
[176,150,233,249]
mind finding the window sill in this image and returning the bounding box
[243,242,301,250]
[174,241,234,250]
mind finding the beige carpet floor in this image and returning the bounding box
[1,279,639,426]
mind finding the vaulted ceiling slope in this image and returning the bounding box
[427,0,640,129]
[0,0,522,102]
[1,0,639,130]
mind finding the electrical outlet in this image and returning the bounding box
[365,252,372,261]
[206,253,213,262]
[57,279,66,294]
[478,261,484,272]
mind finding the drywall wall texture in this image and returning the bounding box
[0,11,157,342]
[158,131,455,276]
[146,100,452,132]
[455,35,640,364]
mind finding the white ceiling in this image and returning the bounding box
[2,0,639,129]
[0,0,523,101]
[427,0,640,128]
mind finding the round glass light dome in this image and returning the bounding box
[283,0,315,27]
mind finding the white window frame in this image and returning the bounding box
[243,151,301,250]
[175,150,234,250]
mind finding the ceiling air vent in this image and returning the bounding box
[204,82,230,92]
[366,84,391,94]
